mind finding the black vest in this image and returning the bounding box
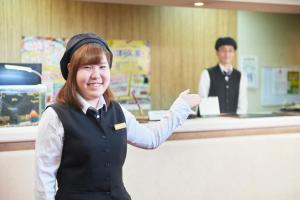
[208,65,241,114]
[49,101,131,200]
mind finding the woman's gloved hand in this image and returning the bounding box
[178,89,201,108]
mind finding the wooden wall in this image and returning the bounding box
[0,0,237,109]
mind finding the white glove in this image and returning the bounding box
[178,89,201,108]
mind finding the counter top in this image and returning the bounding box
[1,115,300,143]
[175,115,300,132]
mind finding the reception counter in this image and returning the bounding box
[171,114,300,140]
[1,115,300,200]
[1,115,300,149]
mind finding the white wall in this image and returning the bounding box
[237,11,300,113]
[1,133,300,200]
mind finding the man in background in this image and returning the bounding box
[198,37,247,114]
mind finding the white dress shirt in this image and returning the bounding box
[35,93,192,200]
[198,64,248,114]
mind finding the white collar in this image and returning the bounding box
[76,93,107,114]
[219,63,233,73]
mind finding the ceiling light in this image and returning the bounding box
[194,2,204,7]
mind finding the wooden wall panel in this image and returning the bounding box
[0,0,237,109]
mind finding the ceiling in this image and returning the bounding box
[77,0,300,13]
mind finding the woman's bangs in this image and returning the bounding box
[79,44,105,66]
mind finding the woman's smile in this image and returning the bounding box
[87,81,104,88]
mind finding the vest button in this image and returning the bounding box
[226,85,229,89]
[96,115,100,119]
[104,148,110,153]
[102,135,107,139]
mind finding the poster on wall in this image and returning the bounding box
[270,68,300,95]
[287,71,299,94]
[239,56,258,89]
[21,36,66,103]
[262,66,300,106]
[21,36,151,110]
[108,40,151,110]
[271,68,288,95]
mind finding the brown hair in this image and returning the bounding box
[56,43,114,109]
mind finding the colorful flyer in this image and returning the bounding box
[108,40,151,110]
[21,36,66,104]
[287,71,299,94]
[21,37,151,110]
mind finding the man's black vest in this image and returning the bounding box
[207,65,241,114]
[49,100,131,200]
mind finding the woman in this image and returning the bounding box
[35,33,201,200]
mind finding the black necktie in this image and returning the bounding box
[87,107,102,120]
[224,70,231,82]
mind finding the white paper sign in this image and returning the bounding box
[199,97,220,116]
[240,56,258,89]
[271,68,288,95]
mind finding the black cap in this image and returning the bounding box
[215,37,237,51]
[60,33,113,80]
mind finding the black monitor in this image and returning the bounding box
[0,63,42,85]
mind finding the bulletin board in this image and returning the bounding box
[107,40,151,110]
[261,66,300,106]
[21,36,151,110]
[21,36,66,104]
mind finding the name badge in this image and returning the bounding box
[114,122,126,131]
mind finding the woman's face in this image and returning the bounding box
[76,52,110,101]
